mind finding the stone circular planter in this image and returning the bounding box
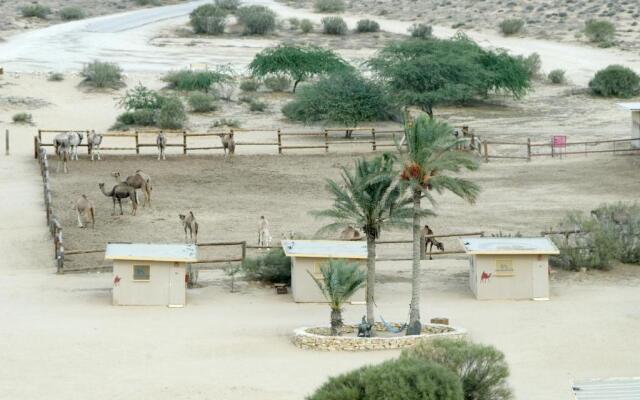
[292,322,466,351]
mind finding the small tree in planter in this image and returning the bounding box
[311,259,367,336]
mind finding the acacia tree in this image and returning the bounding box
[399,115,480,335]
[314,154,413,326]
[249,45,351,92]
[368,35,530,118]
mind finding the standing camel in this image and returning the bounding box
[156,131,167,160]
[421,225,445,260]
[87,130,103,161]
[74,194,95,228]
[179,212,198,243]
[98,182,138,216]
[53,133,71,173]
[339,225,362,240]
[220,132,235,161]
[112,170,152,207]
[257,216,272,247]
[68,131,84,160]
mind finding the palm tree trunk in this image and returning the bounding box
[330,307,343,336]
[366,234,376,327]
[407,188,423,335]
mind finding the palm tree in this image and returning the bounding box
[311,259,367,336]
[399,115,480,335]
[315,154,413,325]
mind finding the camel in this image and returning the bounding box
[220,132,235,160]
[98,182,138,216]
[421,225,445,260]
[74,194,95,228]
[179,212,198,243]
[53,133,71,174]
[112,170,152,207]
[156,131,166,160]
[257,216,272,247]
[67,131,84,160]
[87,130,103,161]
[340,225,362,240]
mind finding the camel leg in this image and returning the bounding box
[64,159,68,174]
[428,242,433,260]
[184,226,188,242]
[111,198,116,216]
[76,210,84,228]
[118,198,123,215]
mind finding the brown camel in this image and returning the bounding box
[111,170,152,207]
[421,225,444,260]
[74,194,95,228]
[339,225,362,240]
[98,182,138,216]
[220,132,235,161]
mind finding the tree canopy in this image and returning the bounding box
[367,35,531,117]
[248,45,351,92]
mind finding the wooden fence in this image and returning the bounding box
[36,146,64,273]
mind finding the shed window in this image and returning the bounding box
[133,265,150,281]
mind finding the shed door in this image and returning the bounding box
[532,260,549,299]
[168,263,185,307]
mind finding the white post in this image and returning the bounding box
[5,129,9,155]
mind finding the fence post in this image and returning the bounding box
[324,129,329,153]
[183,130,187,155]
[483,141,489,163]
[38,129,42,143]
[5,129,9,155]
[34,136,39,159]
[371,128,376,151]
[551,139,554,158]
[134,130,140,154]
[277,128,282,154]
[527,138,531,161]
[241,241,247,261]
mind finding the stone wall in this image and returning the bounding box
[292,323,467,351]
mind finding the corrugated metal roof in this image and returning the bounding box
[460,237,560,255]
[618,103,640,111]
[573,377,640,399]
[281,240,367,259]
[105,243,198,262]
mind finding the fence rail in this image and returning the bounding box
[36,143,65,273]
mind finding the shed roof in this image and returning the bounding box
[573,377,640,400]
[618,103,640,111]
[105,243,198,262]
[281,240,367,259]
[460,237,559,255]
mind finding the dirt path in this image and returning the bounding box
[0,0,639,84]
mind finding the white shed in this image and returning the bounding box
[106,243,197,307]
[461,237,559,300]
[617,103,640,148]
[282,240,367,303]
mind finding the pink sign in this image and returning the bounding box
[552,135,567,148]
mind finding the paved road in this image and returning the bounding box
[1,0,640,84]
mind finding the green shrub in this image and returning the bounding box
[188,92,218,112]
[300,19,314,33]
[212,118,241,128]
[241,247,291,284]
[81,60,124,89]
[584,19,615,46]
[116,109,157,126]
[548,69,566,84]
[162,69,231,92]
[12,112,33,124]
[214,0,240,11]
[248,99,267,112]
[47,72,64,82]
[118,84,164,111]
[356,19,380,33]
[314,0,346,13]
[591,203,640,264]
[308,357,464,400]
[588,65,640,98]
[403,339,513,400]
[263,75,291,92]
[322,16,348,35]
[499,18,524,35]
[282,71,393,126]
[240,79,260,92]
[135,0,161,5]
[521,52,542,79]
[190,4,228,35]
[59,6,85,21]
[20,4,51,19]
[156,96,187,129]
[410,23,432,38]
[236,5,276,35]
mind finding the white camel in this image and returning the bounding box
[53,133,71,173]
[258,216,272,247]
[74,194,95,228]
[87,130,103,161]
[156,131,166,160]
[68,131,84,160]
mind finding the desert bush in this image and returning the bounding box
[236,5,276,35]
[589,203,640,264]
[118,84,164,111]
[499,18,524,35]
[300,19,314,33]
[263,75,291,92]
[47,72,64,82]
[288,17,300,29]
[314,0,345,13]
[214,0,240,12]
[402,339,513,400]
[212,118,241,128]
[282,71,393,126]
[190,4,228,35]
[156,96,187,129]
[356,19,380,33]
[241,247,291,284]
[548,69,566,84]
[240,79,260,92]
[20,4,51,19]
[135,0,162,5]
[410,23,433,38]
[12,113,33,124]
[322,16,348,35]
[248,99,268,112]
[59,6,85,21]
[188,92,218,112]
[162,69,231,92]
[308,357,464,400]
[584,19,615,46]
[520,52,542,79]
[81,60,124,89]
[588,65,640,98]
